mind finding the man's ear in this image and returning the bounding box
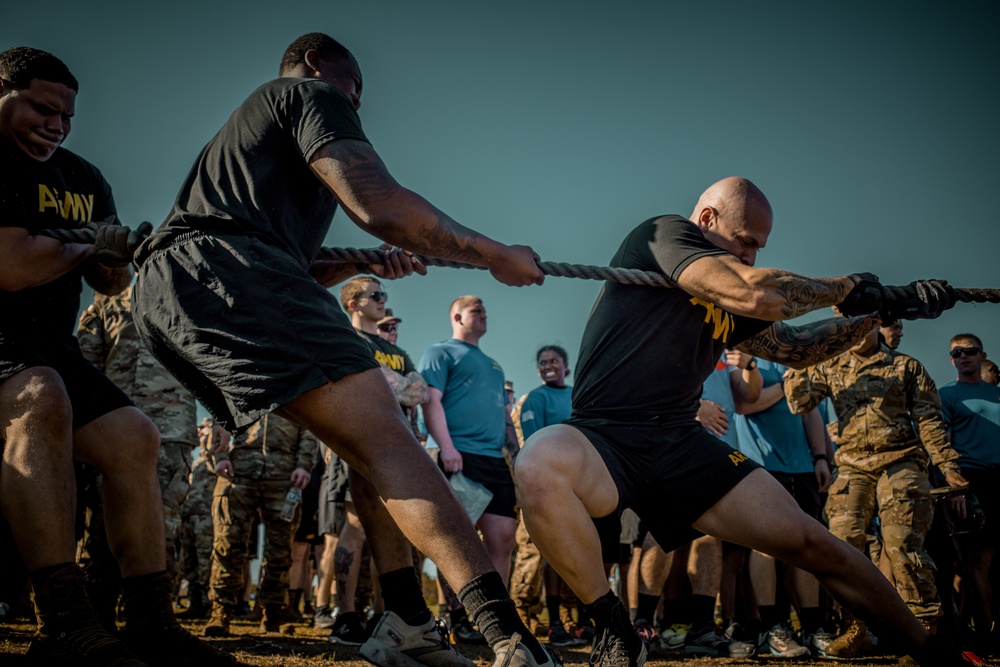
[347,298,359,312]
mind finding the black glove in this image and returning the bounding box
[92,221,154,267]
[880,279,958,323]
[837,272,884,317]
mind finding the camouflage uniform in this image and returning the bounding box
[77,290,198,580]
[181,453,217,610]
[209,414,318,609]
[785,345,963,622]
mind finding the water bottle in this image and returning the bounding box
[279,486,302,522]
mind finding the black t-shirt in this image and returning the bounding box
[139,78,369,268]
[357,330,416,376]
[0,138,116,338]
[571,215,771,426]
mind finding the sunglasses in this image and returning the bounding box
[950,347,982,359]
[379,324,398,333]
[364,291,388,303]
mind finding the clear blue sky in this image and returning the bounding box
[7,1,999,407]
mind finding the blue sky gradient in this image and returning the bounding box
[6,1,998,405]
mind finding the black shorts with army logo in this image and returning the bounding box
[133,232,379,436]
[565,418,761,561]
[0,333,132,430]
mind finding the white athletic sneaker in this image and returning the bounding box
[492,633,557,667]
[761,624,809,658]
[361,611,476,667]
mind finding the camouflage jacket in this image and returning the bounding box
[784,345,961,475]
[77,290,197,446]
[215,413,318,481]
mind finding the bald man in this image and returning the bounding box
[514,177,973,667]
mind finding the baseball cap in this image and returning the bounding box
[377,308,402,328]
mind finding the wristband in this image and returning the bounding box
[813,454,828,464]
[745,358,758,371]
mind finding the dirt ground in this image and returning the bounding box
[0,615,972,666]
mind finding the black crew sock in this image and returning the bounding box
[758,604,781,630]
[545,595,563,628]
[690,594,716,629]
[636,593,659,625]
[30,562,78,591]
[582,590,622,630]
[459,572,547,663]
[378,567,432,626]
[797,607,822,637]
[660,597,687,627]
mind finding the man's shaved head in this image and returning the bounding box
[691,177,773,266]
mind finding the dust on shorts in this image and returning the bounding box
[442,451,517,519]
[0,333,132,429]
[132,232,378,436]
[565,418,761,561]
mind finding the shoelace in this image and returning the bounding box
[59,620,124,656]
[589,626,630,667]
[499,632,523,667]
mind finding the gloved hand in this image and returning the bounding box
[880,279,958,323]
[836,273,884,317]
[92,221,154,267]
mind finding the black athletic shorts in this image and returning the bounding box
[958,467,1000,548]
[0,333,132,430]
[442,451,517,519]
[768,470,823,522]
[133,233,379,436]
[565,418,761,561]
[317,453,349,536]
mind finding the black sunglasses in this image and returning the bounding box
[379,324,398,333]
[364,291,388,303]
[950,347,982,359]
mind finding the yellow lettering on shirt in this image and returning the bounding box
[374,350,406,372]
[690,297,733,343]
[38,185,95,221]
[729,451,749,466]
[38,185,59,214]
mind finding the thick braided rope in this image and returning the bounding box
[30,227,1000,301]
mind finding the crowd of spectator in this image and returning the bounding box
[2,287,996,664]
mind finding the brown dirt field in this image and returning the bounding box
[3,616,984,666]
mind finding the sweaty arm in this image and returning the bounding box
[309,139,542,287]
[0,227,94,291]
[677,253,856,321]
[734,315,880,369]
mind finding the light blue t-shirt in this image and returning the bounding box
[939,380,1000,470]
[418,339,507,458]
[700,357,739,449]
[734,359,813,474]
[517,384,572,441]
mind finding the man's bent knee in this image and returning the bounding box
[0,367,72,429]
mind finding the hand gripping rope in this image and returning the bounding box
[31,225,1000,311]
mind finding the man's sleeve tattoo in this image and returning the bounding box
[313,140,399,204]
[736,315,879,368]
[773,274,849,319]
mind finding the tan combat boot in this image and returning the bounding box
[202,602,232,637]
[260,603,298,635]
[825,619,873,659]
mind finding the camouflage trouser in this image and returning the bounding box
[510,512,543,616]
[158,442,193,583]
[180,511,213,607]
[210,477,300,607]
[826,460,940,619]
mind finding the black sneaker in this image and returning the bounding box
[451,617,487,645]
[548,622,586,647]
[328,611,370,646]
[590,621,647,667]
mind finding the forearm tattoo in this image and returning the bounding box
[773,274,849,319]
[399,212,487,264]
[736,315,879,368]
[315,141,487,264]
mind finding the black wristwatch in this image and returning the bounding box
[813,453,828,465]
[745,357,758,371]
